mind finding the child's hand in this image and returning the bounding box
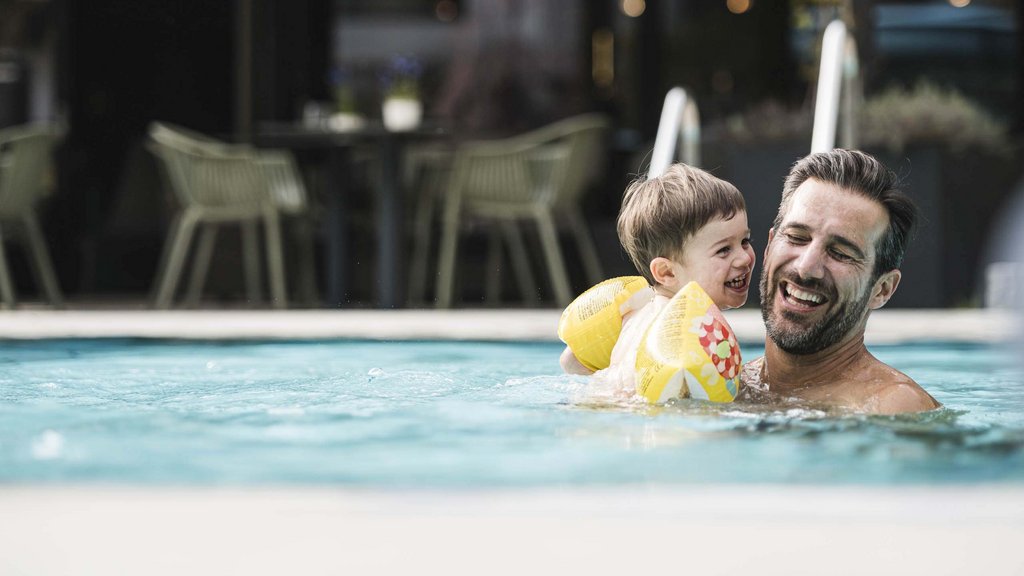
[560,346,594,375]
[619,286,654,316]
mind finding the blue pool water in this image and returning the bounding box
[1,339,1022,486]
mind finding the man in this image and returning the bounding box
[744,149,940,414]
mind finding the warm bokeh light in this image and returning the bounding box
[435,0,458,22]
[949,0,971,6]
[727,0,752,15]
[621,0,646,18]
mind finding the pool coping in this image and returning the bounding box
[1,485,1022,575]
[0,308,1017,344]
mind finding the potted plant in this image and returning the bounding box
[326,65,364,132]
[379,55,423,132]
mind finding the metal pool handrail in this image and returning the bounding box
[648,87,700,179]
[811,19,860,153]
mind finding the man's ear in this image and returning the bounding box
[765,228,775,261]
[869,269,901,310]
[649,257,679,291]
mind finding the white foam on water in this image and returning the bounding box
[31,430,65,460]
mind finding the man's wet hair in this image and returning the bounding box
[774,149,917,277]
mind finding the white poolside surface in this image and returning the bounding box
[0,306,1017,343]
[2,307,1023,575]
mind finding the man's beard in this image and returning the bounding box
[759,266,873,355]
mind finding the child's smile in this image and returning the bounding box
[667,211,756,310]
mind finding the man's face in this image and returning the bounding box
[759,179,891,355]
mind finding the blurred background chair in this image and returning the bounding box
[420,113,608,308]
[146,122,316,309]
[0,123,64,308]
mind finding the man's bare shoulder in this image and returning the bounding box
[860,360,940,415]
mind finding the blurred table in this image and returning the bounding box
[254,122,448,308]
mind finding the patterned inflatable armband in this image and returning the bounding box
[558,276,652,372]
[634,281,741,403]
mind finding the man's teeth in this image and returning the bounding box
[788,286,823,304]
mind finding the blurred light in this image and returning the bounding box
[435,0,458,22]
[621,0,646,18]
[592,29,615,87]
[727,0,752,15]
[948,0,971,6]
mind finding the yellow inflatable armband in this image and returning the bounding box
[557,276,652,372]
[635,281,741,403]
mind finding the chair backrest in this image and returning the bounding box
[529,114,610,208]
[254,150,308,214]
[449,114,609,212]
[0,124,61,219]
[448,126,581,210]
[147,122,267,213]
[148,122,307,213]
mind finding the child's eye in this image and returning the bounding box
[717,246,731,256]
[741,238,752,248]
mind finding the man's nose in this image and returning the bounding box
[792,244,826,279]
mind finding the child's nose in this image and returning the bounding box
[734,247,754,268]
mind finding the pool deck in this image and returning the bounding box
[2,307,1022,575]
[0,307,1016,343]
[1,485,1022,575]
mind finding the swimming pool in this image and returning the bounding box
[2,337,1022,486]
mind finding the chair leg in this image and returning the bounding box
[435,203,460,309]
[185,223,219,308]
[501,220,538,304]
[0,232,16,309]
[292,217,319,307]
[534,209,572,307]
[263,210,288,309]
[565,207,604,286]
[21,212,64,308]
[407,183,437,306]
[153,212,199,309]
[485,225,502,304]
[241,219,263,305]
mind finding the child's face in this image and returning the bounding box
[664,212,756,310]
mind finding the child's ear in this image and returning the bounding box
[649,257,679,291]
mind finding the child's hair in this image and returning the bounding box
[617,163,746,285]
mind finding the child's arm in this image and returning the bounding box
[560,346,594,375]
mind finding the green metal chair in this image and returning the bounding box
[147,122,311,309]
[431,114,609,308]
[0,124,64,308]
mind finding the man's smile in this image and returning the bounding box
[778,279,830,312]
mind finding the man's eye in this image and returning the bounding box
[830,249,853,262]
[785,233,809,244]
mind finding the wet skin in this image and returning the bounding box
[651,212,756,311]
[748,179,939,415]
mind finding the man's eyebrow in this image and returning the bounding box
[781,222,867,260]
[829,234,866,260]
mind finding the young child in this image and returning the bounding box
[560,163,755,396]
